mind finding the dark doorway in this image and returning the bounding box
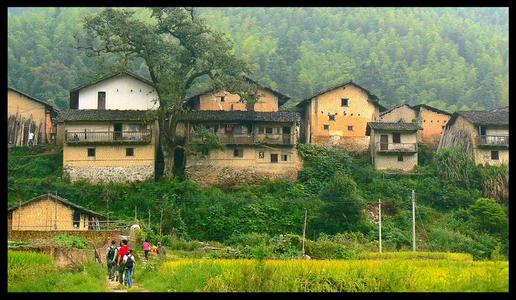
[113,123,123,140]
[98,92,106,110]
[173,147,186,179]
[73,210,81,229]
[380,134,388,150]
[479,126,487,136]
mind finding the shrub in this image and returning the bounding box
[479,165,508,202]
[53,234,87,249]
[433,147,480,189]
[468,198,507,235]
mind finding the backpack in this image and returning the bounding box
[125,255,134,269]
[107,247,116,260]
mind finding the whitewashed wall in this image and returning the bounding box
[78,75,159,110]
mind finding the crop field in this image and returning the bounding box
[135,255,508,292]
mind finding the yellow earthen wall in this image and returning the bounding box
[198,88,279,112]
[370,129,418,171]
[8,89,47,126]
[11,196,89,231]
[380,106,417,123]
[419,108,451,145]
[307,84,381,150]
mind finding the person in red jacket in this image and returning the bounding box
[117,240,131,284]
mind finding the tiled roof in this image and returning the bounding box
[367,122,421,131]
[8,193,104,217]
[56,109,153,122]
[411,104,451,116]
[380,104,414,117]
[456,110,508,126]
[8,87,57,111]
[177,110,301,123]
[70,71,154,92]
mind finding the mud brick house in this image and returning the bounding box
[56,72,160,183]
[179,81,302,187]
[8,87,58,146]
[380,103,451,150]
[366,122,421,171]
[439,107,508,166]
[296,81,386,152]
[8,193,104,231]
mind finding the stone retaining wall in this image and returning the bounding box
[311,135,370,153]
[185,164,299,189]
[11,246,92,268]
[8,230,121,249]
[63,165,154,183]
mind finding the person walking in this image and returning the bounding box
[143,239,151,261]
[157,241,166,259]
[117,240,130,285]
[123,250,136,288]
[106,240,118,281]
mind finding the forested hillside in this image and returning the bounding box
[8,7,508,111]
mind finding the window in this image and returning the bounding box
[219,96,225,102]
[491,150,499,160]
[328,115,336,121]
[270,154,278,163]
[397,154,404,162]
[98,92,106,110]
[392,133,401,144]
[351,113,354,116]
[283,127,291,134]
[479,126,487,136]
[348,126,353,131]
[324,124,329,130]
[430,120,433,123]
[281,154,288,161]
[73,210,81,228]
[258,151,265,159]
[266,127,273,134]
[341,98,349,107]
[126,148,134,156]
[233,148,243,157]
[87,148,95,157]
[258,127,265,134]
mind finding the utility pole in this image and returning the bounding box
[378,199,382,253]
[412,190,416,252]
[302,209,307,257]
[134,206,137,221]
[148,209,151,229]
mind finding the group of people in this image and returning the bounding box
[106,239,166,288]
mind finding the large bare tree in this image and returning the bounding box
[77,7,257,177]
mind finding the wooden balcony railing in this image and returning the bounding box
[477,135,509,147]
[377,142,417,153]
[65,130,152,144]
[189,132,295,145]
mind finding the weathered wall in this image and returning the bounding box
[306,84,381,152]
[63,165,154,183]
[198,88,279,112]
[8,89,47,146]
[8,89,47,125]
[474,148,509,166]
[10,196,92,231]
[371,130,418,171]
[380,105,417,123]
[10,246,92,268]
[185,146,302,188]
[419,107,451,146]
[77,74,158,110]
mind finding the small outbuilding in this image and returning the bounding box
[8,193,104,231]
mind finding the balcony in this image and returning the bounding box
[65,130,152,145]
[477,135,509,148]
[377,142,417,153]
[189,132,294,145]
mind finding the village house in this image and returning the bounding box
[439,107,509,166]
[379,103,451,149]
[178,80,302,187]
[296,81,386,152]
[8,193,104,231]
[56,71,160,183]
[366,122,421,171]
[8,87,58,146]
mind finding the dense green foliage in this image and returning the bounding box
[8,8,507,110]
[53,234,88,249]
[8,251,107,292]
[8,145,508,260]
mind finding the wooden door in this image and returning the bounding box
[380,134,388,150]
[98,92,106,110]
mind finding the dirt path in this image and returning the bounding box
[106,272,149,292]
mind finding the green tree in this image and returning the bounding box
[468,198,507,235]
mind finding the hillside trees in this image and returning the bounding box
[78,7,258,177]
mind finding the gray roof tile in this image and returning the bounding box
[178,110,300,123]
[456,110,508,126]
[57,109,153,122]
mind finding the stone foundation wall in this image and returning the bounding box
[63,165,154,183]
[185,164,299,189]
[8,230,122,248]
[311,135,370,153]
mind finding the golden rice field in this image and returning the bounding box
[136,254,508,292]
